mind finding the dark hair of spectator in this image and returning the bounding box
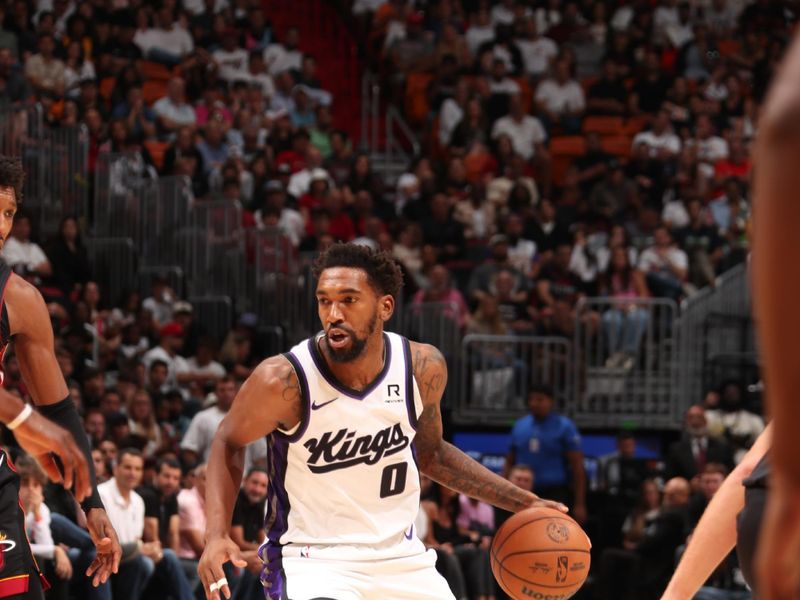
[246,466,269,479]
[313,243,404,299]
[157,456,182,474]
[16,455,47,486]
[617,430,635,441]
[528,382,555,400]
[0,156,24,202]
[118,447,144,464]
[150,359,169,372]
[703,462,730,477]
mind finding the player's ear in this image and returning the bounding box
[379,294,394,322]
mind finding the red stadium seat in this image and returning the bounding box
[583,116,624,135]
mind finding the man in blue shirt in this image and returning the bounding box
[504,384,587,524]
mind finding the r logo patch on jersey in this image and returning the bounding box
[385,384,403,403]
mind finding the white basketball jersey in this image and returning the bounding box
[259,331,423,563]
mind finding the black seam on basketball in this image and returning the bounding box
[494,557,590,589]
[493,515,577,557]
[503,549,591,556]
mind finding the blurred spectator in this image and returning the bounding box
[19,456,72,600]
[674,198,723,289]
[2,211,52,283]
[494,464,535,530]
[534,55,585,134]
[177,463,206,570]
[229,467,269,598]
[213,27,248,82]
[705,381,764,463]
[505,384,587,523]
[263,26,302,76]
[632,109,681,161]
[599,477,691,600]
[134,6,194,67]
[537,241,590,337]
[493,268,536,334]
[515,17,557,80]
[491,94,547,161]
[597,431,651,507]
[468,234,529,305]
[587,59,630,115]
[180,376,236,466]
[637,225,688,300]
[665,405,735,483]
[412,264,470,329]
[142,277,176,328]
[44,215,91,296]
[153,77,197,136]
[143,322,189,392]
[420,193,465,262]
[24,32,64,97]
[422,483,495,600]
[600,246,650,368]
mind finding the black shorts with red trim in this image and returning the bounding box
[0,451,48,599]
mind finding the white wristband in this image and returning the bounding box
[7,403,33,431]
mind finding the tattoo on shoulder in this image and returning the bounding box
[268,358,302,429]
[412,345,447,400]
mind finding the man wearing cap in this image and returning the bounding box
[254,181,304,246]
[142,322,190,392]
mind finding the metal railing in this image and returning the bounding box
[360,72,380,153]
[189,295,234,345]
[385,105,420,173]
[0,104,89,235]
[675,263,754,417]
[574,297,679,429]
[85,237,137,306]
[456,335,572,426]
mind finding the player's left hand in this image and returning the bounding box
[756,473,800,600]
[85,508,121,587]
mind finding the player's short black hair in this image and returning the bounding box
[0,156,24,202]
[313,243,404,299]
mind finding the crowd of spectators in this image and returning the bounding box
[0,0,781,598]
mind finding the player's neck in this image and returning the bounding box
[322,333,386,392]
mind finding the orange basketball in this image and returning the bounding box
[490,507,591,600]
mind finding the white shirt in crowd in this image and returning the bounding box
[288,167,332,198]
[516,36,558,77]
[185,357,226,380]
[2,238,48,272]
[535,78,586,115]
[153,97,197,127]
[180,405,228,461]
[26,502,55,559]
[465,25,494,55]
[490,3,517,25]
[213,47,249,82]
[181,0,228,15]
[98,479,145,545]
[142,295,174,326]
[632,130,682,158]
[638,246,689,275]
[263,43,302,76]
[536,79,586,114]
[489,77,521,96]
[688,136,729,164]
[142,345,190,390]
[439,97,464,146]
[254,207,305,247]
[491,114,547,160]
[508,238,538,275]
[134,26,194,58]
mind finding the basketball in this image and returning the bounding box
[490,507,591,600]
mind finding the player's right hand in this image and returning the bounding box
[13,410,91,502]
[198,536,247,600]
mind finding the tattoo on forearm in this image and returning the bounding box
[426,442,533,513]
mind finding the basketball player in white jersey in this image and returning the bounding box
[198,244,568,600]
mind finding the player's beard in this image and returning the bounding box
[325,314,378,363]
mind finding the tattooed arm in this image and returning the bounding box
[411,341,568,514]
[199,355,302,600]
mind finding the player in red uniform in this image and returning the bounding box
[0,157,120,599]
